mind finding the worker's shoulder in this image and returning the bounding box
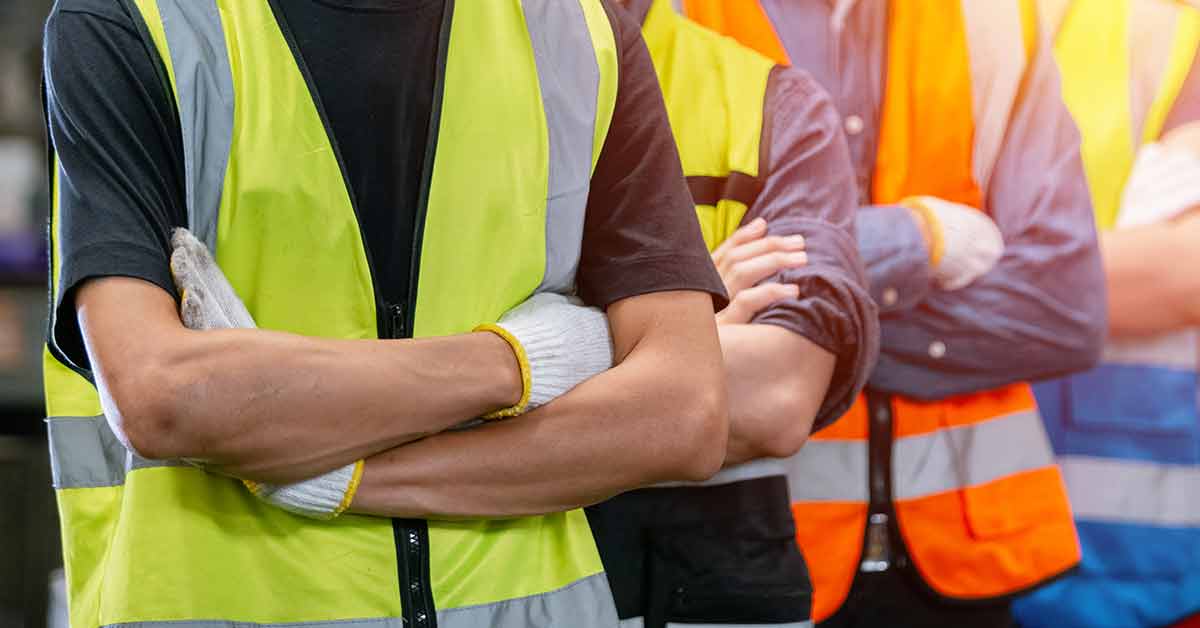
[46,0,140,38]
[765,65,839,124]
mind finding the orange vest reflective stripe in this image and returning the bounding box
[685,1,1081,622]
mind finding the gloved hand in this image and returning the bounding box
[903,196,1004,291]
[1117,140,1200,229]
[476,292,614,418]
[169,228,362,520]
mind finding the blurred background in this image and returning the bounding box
[0,1,64,627]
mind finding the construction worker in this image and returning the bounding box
[683,2,1107,627]
[585,1,879,627]
[41,1,733,627]
[1011,2,1200,627]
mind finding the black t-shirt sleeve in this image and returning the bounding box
[43,0,187,373]
[576,2,728,310]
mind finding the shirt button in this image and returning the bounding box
[928,341,947,359]
[881,288,899,307]
[844,114,865,136]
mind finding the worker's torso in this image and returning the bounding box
[683,1,1080,622]
[43,1,619,627]
[584,5,813,628]
[1013,3,1200,627]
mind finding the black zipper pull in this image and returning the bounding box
[390,303,407,339]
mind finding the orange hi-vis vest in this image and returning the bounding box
[684,1,1081,622]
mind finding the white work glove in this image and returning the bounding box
[169,228,362,520]
[904,196,1005,291]
[476,292,614,418]
[1117,142,1200,229]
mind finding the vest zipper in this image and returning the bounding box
[391,2,455,627]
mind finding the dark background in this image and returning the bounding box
[0,1,66,627]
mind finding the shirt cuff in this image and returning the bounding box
[752,269,880,431]
[51,242,177,374]
[856,205,934,314]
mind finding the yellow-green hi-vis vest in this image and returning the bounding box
[43,1,619,627]
[641,0,775,253]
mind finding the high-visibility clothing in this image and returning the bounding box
[684,2,1080,623]
[592,3,815,626]
[43,2,619,627]
[1013,2,1200,626]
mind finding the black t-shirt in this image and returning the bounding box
[44,0,727,372]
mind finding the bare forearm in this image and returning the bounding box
[349,291,729,519]
[718,324,834,467]
[1103,211,1200,338]
[79,278,520,482]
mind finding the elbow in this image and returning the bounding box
[755,381,820,459]
[1065,303,1107,375]
[99,360,191,461]
[666,383,730,483]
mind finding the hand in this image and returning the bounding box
[484,292,614,415]
[169,228,256,330]
[904,196,1004,291]
[711,218,808,300]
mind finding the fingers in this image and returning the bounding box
[717,282,800,326]
[711,217,768,260]
[721,250,809,296]
[716,233,807,271]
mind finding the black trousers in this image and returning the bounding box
[820,547,1014,628]
[586,476,812,628]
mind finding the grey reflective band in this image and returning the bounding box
[665,623,813,628]
[789,410,1055,502]
[1060,455,1200,527]
[106,620,401,627]
[656,457,786,489]
[620,618,645,628]
[47,415,179,489]
[99,573,614,628]
[156,0,234,253]
[1103,329,1199,370]
[522,0,601,295]
[439,573,618,628]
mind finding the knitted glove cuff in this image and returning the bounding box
[474,324,532,419]
[244,460,364,520]
[511,307,612,409]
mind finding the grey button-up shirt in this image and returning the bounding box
[760,0,1107,400]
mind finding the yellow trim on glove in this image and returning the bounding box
[474,323,532,419]
[242,478,264,497]
[901,196,946,268]
[334,460,366,516]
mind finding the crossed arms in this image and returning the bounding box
[77,276,729,518]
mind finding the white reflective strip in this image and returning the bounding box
[523,0,600,294]
[962,0,1028,193]
[655,458,786,488]
[894,409,1055,500]
[439,572,618,628]
[48,415,184,489]
[1129,0,1181,142]
[1103,329,1198,370]
[620,618,645,628]
[789,410,1056,503]
[666,623,812,628]
[156,0,234,253]
[787,439,868,502]
[1060,455,1200,527]
[104,620,400,627]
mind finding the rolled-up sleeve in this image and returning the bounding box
[748,67,880,429]
[867,35,1107,400]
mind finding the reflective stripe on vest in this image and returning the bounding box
[789,408,1054,503]
[45,1,620,626]
[1061,456,1200,527]
[682,2,1080,621]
